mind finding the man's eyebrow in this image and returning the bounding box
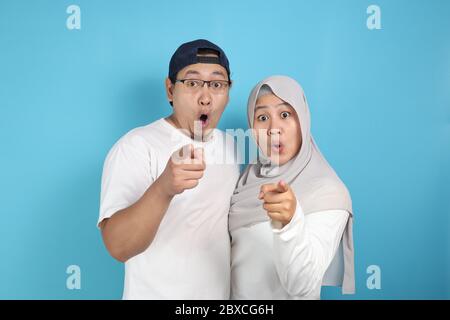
[254,102,289,111]
[211,70,227,78]
[182,69,227,79]
[183,70,200,77]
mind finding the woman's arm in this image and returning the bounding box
[271,205,349,297]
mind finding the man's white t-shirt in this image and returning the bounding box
[98,118,240,299]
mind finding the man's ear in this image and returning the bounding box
[165,77,174,104]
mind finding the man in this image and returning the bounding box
[98,39,239,299]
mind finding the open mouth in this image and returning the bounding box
[270,142,284,154]
[199,114,209,128]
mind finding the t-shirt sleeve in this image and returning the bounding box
[97,134,154,228]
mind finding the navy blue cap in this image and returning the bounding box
[168,39,231,83]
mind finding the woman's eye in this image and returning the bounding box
[257,115,269,121]
[281,111,291,119]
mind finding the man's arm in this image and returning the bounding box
[100,177,173,262]
[100,144,205,262]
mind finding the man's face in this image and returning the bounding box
[165,60,230,140]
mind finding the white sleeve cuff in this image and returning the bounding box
[272,200,305,241]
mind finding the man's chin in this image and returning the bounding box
[192,121,216,139]
[193,128,213,141]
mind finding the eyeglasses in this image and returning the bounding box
[175,79,231,94]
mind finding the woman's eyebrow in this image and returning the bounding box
[255,105,268,111]
[255,102,289,111]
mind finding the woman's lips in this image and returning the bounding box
[270,143,284,154]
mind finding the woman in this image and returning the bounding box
[229,75,355,299]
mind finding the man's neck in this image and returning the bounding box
[164,115,213,142]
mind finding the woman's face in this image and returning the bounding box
[253,93,302,166]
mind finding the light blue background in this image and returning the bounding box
[0,0,449,299]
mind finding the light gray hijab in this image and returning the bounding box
[229,75,355,294]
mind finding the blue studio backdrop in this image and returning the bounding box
[0,0,449,299]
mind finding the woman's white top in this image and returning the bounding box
[230,201,349,300]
